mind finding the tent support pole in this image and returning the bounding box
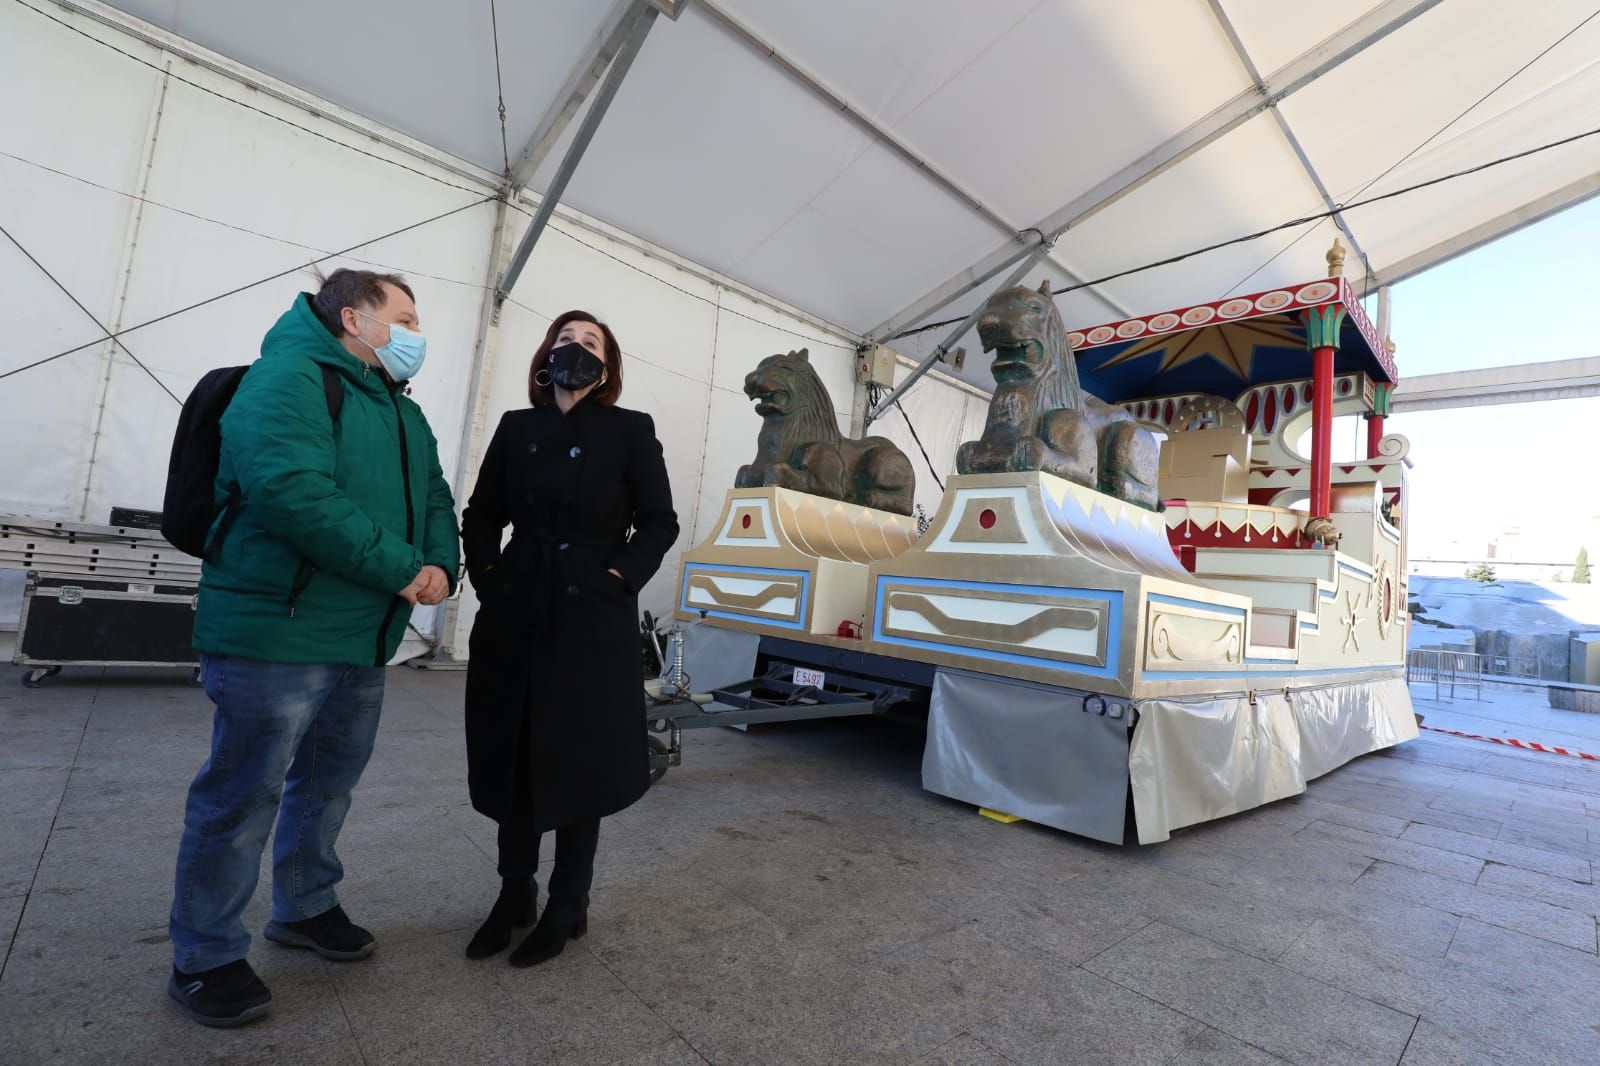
[862,243,1052,429]
[497,0,660,303]
[422,191,516,665]
[80,60,171,520]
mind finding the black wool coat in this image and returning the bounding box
[461,398,678,829]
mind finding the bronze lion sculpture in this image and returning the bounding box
[735,349,915,516]
[957,281,1160,510]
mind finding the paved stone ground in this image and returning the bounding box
[2,666,1598,1065]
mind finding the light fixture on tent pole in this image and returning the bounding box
[862,242,1053,428]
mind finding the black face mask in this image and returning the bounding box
[546,341,606,391]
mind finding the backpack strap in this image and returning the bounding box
[320,363,345,423]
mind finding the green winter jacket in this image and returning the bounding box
[192,293,460,666]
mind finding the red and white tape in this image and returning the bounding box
[1420,724,1599,762]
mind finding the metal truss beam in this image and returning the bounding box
[1204,0,1377,287]
[1392,357,1600,413]
[508,0,641,188]
[865,0,1445,343]
[499,0,660,299]
[694,0,1130,324]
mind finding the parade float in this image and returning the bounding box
[653,242,1416,844]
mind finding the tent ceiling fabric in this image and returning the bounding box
[97,0,1600,394]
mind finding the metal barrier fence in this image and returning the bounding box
[1476,653,1567,683]
[1407,648,1483,701]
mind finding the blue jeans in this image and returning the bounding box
[170,654,385,972]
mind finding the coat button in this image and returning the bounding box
[569,446,581,459]
[528,443,538,454]
[558,543,569,551]
[566,584,579,596]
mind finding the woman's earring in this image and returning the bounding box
[534,369,551,386]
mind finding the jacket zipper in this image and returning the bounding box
[287,559,317,618]
[375,389,417,666]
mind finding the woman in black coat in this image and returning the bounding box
[460,309,678,967]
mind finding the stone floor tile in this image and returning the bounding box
[1399,821,1591,881]
[328,927,562,1065]
[1310,778,1503,837]
[619,919,966,1065]
[0,720,87,772]
[1476,752,1589,791]
[1338,756,1471,794]
[1375,738,1488,773]
[0,766,67,896]
[914,1032,1016,1065]
[1356,861,1597,952]
[1082,921,1416,1066]
[1475,861,1600,918]
[1298,820,1486,882]
[585,870,769,975]
[1294,796,1410,837]
[1169,1024,1293,1064]
[515,946,684,1064]
[0,929,351,1066]
[1496,818,1600,862]
[1400,803,1505,839]
[1425,790,1516,820]
[1398,1021,1523,1065]
[1061,862,1310,961]
[1273,889,1461,1015]
[9,670,1600,1063]
[1155,823,1376,891]
[321,798,499,948]
[605,1035,712,1066]
[871,923,1199,1066]
[0,893,23,963]
[1424,919,1600,1065]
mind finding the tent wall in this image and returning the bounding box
[1,1,980,658]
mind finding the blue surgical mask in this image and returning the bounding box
[356,310,427,381]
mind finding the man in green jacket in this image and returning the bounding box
[168,269,460,1027]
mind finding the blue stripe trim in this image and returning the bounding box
[679,563,811,632]
[871,575,1122,679]
[1148,593,1247,619]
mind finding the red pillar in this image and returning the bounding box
[1310,345,1335,518]
[1366,413,1385,458]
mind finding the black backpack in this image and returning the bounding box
[161,363,344,559]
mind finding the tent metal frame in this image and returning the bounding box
[864,0,1448,344]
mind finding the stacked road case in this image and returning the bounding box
[2,515,201,686]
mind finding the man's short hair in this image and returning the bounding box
[310,268,415,337]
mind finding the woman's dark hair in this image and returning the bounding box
[528,310,623,407]
[311,268,415,337]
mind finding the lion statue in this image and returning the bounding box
[957,281,1160,510]
[735,349,915,516]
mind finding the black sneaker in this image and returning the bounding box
[168,960,272,1027]
[263,905,376,961]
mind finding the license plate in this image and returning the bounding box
[792,667,826,689]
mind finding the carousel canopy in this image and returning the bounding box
[78,0,1600,393]
[1071,274,1396,404]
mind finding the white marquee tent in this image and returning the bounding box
[4,0,1599,658]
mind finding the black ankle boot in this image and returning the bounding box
[466,877,536,960]
[508,894,587,968]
